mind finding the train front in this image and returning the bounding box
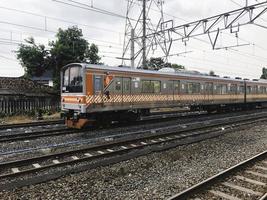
[61,63,89,129]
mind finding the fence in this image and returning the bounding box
[0,94,60,115]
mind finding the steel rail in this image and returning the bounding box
[0,119,64,130]
[168,150,267,200]
[0,112,266,188]
[0,111,206,143]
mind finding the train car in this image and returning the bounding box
[61,63,267,128]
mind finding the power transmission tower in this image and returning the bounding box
[121,0,168,69]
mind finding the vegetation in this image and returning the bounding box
[146,57,185,71]
[209,70,216,76]
[17,26,101,90]
[260,67,267,79]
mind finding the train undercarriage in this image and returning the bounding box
[63,101,267,129]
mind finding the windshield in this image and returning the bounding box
[62,65,83,93]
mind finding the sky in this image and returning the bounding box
[0,0,267,79]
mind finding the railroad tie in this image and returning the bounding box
[235,175,266,186]
[106,149,114,152]
[11,168,20,173]
[32,163,41,168]
[255,165,267,171]
[141,142,147,145]
[222,182,263,196]
[97,151,105,154]
[130,144,137,147]
[246,170,267,179]
[209,190,241,200]
[84,153,93,157]
[71,156,79,160]
[52,160,60,164]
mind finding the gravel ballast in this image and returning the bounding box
[0,122,267,200]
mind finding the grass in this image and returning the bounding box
[0,112,61,124]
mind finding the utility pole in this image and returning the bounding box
[131,29,135,69]
[122,0,166,69]
[142,0,147,69]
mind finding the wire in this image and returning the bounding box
[0,20,123,47]
[0,5,122,34]
[52,0,133,20]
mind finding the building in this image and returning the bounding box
[31,70,53,87]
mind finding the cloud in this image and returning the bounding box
[0,0,266,79]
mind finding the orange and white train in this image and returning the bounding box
[61,63,267,128]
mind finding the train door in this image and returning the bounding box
[173,80,180,104]
[93,75,103,104]
[114,77,123,105]
[204,82,213,103]
[122,77,131,106]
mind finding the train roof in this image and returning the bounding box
[64,63,267,85]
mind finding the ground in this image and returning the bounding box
[0,121,266,199]
[0,112,61,124]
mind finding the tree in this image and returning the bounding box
[16,26,101,90]
[17,37,49,77]
[260,67,267,79]
[146,57,185,71]
[171,63,185,70]
[49,26,101,89]
[209,70,216,76]
[147,57,165,70]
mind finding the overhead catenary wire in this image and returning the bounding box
[52,0,134,20]
[0,5,122,34]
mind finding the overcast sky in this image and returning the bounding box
[0,0,267,79]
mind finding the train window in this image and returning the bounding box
[63,68,70,88]
[94,76,102,93]
[142,80,161,93]
[115,80,122,91]
[142,81,152,93]
[188,83,201,94]
[123,78,131,93]
[214,84,220,94]
[63,66,83,93]
[205,83,213,94]
[134,82,139,88]
[230,84,237,94]
[174,81,180,93]
[152,81,161,93]
[247,86,252,94]
[182,83,188,94]
[221,84,227,94]
[239,86,244,94]
[253,86,258,94]
[163,83,167,89]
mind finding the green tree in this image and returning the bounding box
[49,26,101,89]
[171,63,185,70]
[260,67,267,79]
[16,26,101,90]
[17,37,49,77]
[209,70,216,76]
[147,57,185,71]
[147,57,165,70]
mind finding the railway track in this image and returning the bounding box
[0,111,206,143]
[0,111,267,190]
[168,151,267,200]
[0,119,64,130]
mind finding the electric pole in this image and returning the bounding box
[122,0,166,69]
[142,0,147,69]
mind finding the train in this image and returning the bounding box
[61,63,267,129]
